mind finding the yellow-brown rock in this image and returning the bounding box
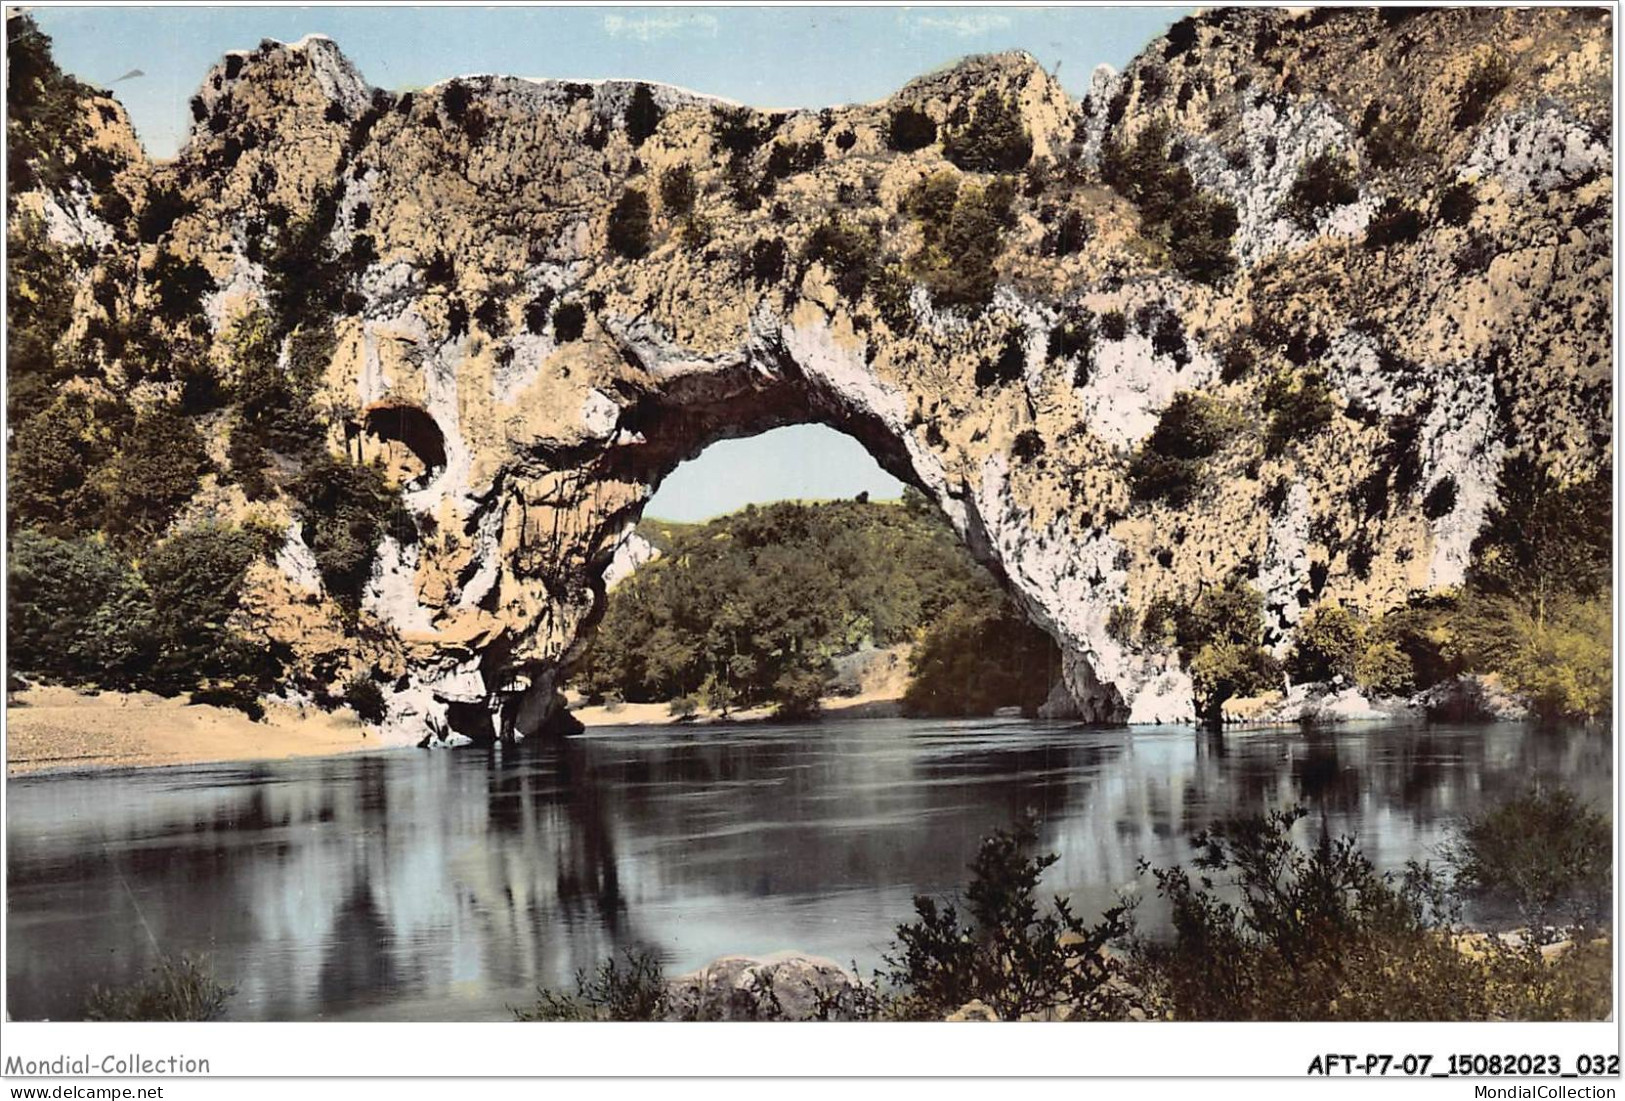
[26,9,1611,739]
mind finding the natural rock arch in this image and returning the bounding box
[21,10,1608,742]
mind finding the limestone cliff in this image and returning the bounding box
[18,8,1612,738]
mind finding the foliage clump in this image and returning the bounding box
[1098,120,1237,284]
[658,164,696,216]
[1127,392,1238,507]
[902,600,1058,718]
[801,215,883,300]
[1282,151,1360,230]
[1446,460,1611,723]
[887,106,938,153]
[624,83,663,147]
[1174,583,1280,726]
[514,948,670,1021]
[607,187,652,259]
[1446,789,1612,939]
[1288,604,1365,683]
[1262,370,1338,458]
[942,91,1032,173]
[85,955,235,1022]
[882,818,1129,1020]
[7,524,280,717]
[344,674,389,725]
[289,453,406,616]
[577,496,1051,719]
[902,171,1015,312]
[1454,53,1513,131]
[1133,805,1609,1021]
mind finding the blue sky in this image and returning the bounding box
[31,4,1186,522]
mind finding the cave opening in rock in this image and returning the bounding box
[357,403,448,490]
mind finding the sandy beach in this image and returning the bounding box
[4,685,410,777]
[5,681,909,776]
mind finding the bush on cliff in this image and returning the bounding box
[1283,150,1360,230]
[1098,119,1238,285]
[1127,392,1238,507]
[344,675,389,725]
[942,91,1032,173]
[902,171,1015,312]
[289,453,405,616]
[1262,370,1338,458]
[607,187,652,259]
[887,106,938,153]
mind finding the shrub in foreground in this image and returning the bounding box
[84,955,235,1021]
[513,947,670,1021]
[882,817,1130,1020]
[1445,788,1612,940]
[1131,806,1612,1021]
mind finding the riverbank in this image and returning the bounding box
[5,685,409,776]
[571,687,906,728]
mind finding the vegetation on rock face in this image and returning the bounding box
[6,13,111,201]
[1453,52,1513,131]
[1283,150,1360,230]
[1127,392,1239,507]
[942,90,1033,173]
[902,170,1015,312]
[574,493,1055,718]
[1099,119,1238,284]
[801,215,883,301]
[343,674,389,724]
[1262,370,1338,458]
[289,453,409,617]
[886,106,938,153]
[607,187,653,259]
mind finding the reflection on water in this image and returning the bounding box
[5,719,1609,1021]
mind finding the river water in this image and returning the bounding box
[5,718,1609,1021]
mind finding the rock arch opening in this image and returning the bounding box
[562,418,1063,728]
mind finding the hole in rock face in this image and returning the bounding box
[360,403,447,489]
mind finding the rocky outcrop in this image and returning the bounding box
[1414,673,1531,723]
[1247,682,1418,726]
[24,9,1611,738]
[666,953,865,1021]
